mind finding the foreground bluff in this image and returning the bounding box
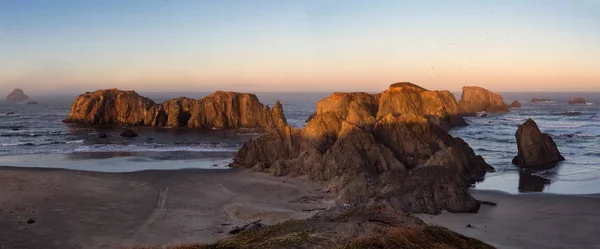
[513,118,565,168]
[6,88,29,102]
[63,89,287,130]
[458,86,509,115]
[233,83,493,214]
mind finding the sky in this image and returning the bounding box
[0,0,599,94]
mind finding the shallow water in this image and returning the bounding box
[452,93,600,194]
[0,91,598,194]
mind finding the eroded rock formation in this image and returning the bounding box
[569,97,587,105]
[458,86,509,115]
[63,89,287,131]
[6,89,29,102]
[233,83,493,214]
[512,118,565,168]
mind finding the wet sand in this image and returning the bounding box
[0,166,333,249]
[418,190,600,249]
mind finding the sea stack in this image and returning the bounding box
[233,82,493,214]
[512,118,565,168]
[6,88,29,102]
[457,86,509,115]
[568,97,587,105]
[509,100,522,108]
[63,89,287,131]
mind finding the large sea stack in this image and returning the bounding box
[512,118,565,168]
[6,88,29,102]
[233,83,494,214]
[63,89,287,131]
[458,86,509,115]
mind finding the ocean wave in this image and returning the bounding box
[0,141,68,147]
[0,131,66,137]
[72,144,238,153]
[0,125,25,129]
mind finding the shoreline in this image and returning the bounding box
[418,189,600,249]
[1,166,600,249]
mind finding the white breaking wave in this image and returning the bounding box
[72,144,237,153]
[66,139,84,144]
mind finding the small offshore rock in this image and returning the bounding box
[480,201,497,206]
[98,133,108,138]
[509,100,521,108]
[120,129,138,138]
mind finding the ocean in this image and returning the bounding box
[0,91,598,194]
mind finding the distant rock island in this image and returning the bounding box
[233,82,494,214]
[457,86,509,115]
[531,98,552,103]
[569,97,587,105]
[6,88,29,102]
[63,89,287,131]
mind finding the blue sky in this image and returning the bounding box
[1,0,599,93]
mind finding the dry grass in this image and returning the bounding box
[341,226,494,249]
[129,206,495,249]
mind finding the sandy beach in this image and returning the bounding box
[2,166,600,249]
[0,167,333,249]
[418,190,600,249]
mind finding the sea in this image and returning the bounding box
[1,91,599,195]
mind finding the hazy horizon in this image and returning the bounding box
[1,0,599,94]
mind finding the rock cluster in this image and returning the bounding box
[6,89,29,102]
[457,86,509,115]
[568,97,587,105]
[233,83,493,214]
[63,89,287,131]
[512,118,565,168]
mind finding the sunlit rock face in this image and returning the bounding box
[63,89,287,131]
[458,86,509,115]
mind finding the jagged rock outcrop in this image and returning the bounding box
[458,86,509,115]
[63,89,287,131]
[512,118,565,168]
[509,100,521,108]
[233,83,493,214]
[6,89,29,102]
[569,97,587,105]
